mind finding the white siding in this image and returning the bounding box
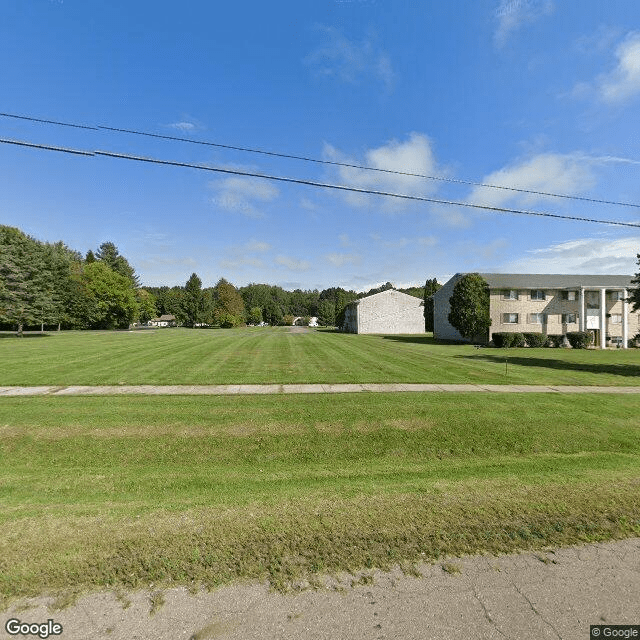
[344,289,425,334]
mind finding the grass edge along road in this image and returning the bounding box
[1,391,639,603]
[2,327,640,386]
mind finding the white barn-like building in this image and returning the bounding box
[342,289,425,334]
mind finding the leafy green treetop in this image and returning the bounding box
[629,254,640,313]
[213,278,245,327]
[447,273,491,341]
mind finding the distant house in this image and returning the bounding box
[342,289,425,334]
[292,316,319,327]
[148,314,176,327]
[433,273,638,348]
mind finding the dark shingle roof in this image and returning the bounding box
[478,273,635,289]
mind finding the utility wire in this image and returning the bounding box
[2,110,640,210]
[2,136,640,229]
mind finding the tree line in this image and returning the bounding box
[0,225,442,333]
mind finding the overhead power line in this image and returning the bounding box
[2,110,640,210]
[2,136,640,229]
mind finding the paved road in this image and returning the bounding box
[2,383,640,396]
[2,538,638,640]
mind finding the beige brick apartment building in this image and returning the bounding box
[433,273,639,348]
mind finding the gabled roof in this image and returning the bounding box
[347,288,424,306]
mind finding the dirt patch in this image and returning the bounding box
[287,326,309,334]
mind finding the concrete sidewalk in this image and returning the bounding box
[2,383,640,396]
[2,538,638,640]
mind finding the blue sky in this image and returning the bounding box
[2,0,640,291]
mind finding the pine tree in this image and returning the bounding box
[0,226,50,335]
[423,277,442,332]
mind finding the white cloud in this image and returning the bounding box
[598,32,640,104]
[382,238,411,249]
[574,25,623,55]
[324,132,442,210]
[219,256,264,269]
[326,252,360,267]
[139,256,197,269]
[505,237,640,274]
[338,233,351,247]
[494,0,554,47]
[168,121,196,132]
[468,153,596,209]
[244,240,271,252]
[219,239,272,270]
[305,26,394,90]
[165,116,204,133]
[274,255,311,271]
[417,236,438,247]
[210,176,279,219]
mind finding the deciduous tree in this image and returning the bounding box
[447,273,491,341]
[629,254,640,312]
[213,278,245,327]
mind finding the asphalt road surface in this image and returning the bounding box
[2,538,639,640]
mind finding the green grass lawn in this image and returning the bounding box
[1,392,639,600]
[2,326,640,386]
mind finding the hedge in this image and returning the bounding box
[492,332,525,348]
[523,332,548,348]
[546,334,564,348]
[566,331,593,349]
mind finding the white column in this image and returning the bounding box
[623,288,628,349]
[600,288,606,349]
[579,287,585,331]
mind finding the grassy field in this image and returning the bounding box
[1,391,639,601]
[2,326,640,386]
[1,327,639,603]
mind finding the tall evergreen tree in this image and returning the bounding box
[0,226,50,335]
[96,241,140,286]
[182,273,206,327]
[423,277,442,332]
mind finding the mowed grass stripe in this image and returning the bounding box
[1,391,640,599]
[3,327,640,385]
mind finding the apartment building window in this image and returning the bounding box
[528,313,545,324]
[562,291,576,301]
[610,314,622,324]
[530,290,546,301]
[502,290,518,300]
[503,313,519,324]
[562,313,577,323]
[610,291,624,301]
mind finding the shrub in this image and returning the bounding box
[492,332,508,347]
[545,334,563,348]
[510,332,525,347]
[523,332,547,348]
[492,332,525,347]
[217,312,243,328]
[566,331,593,349]
[281,315,295,326]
